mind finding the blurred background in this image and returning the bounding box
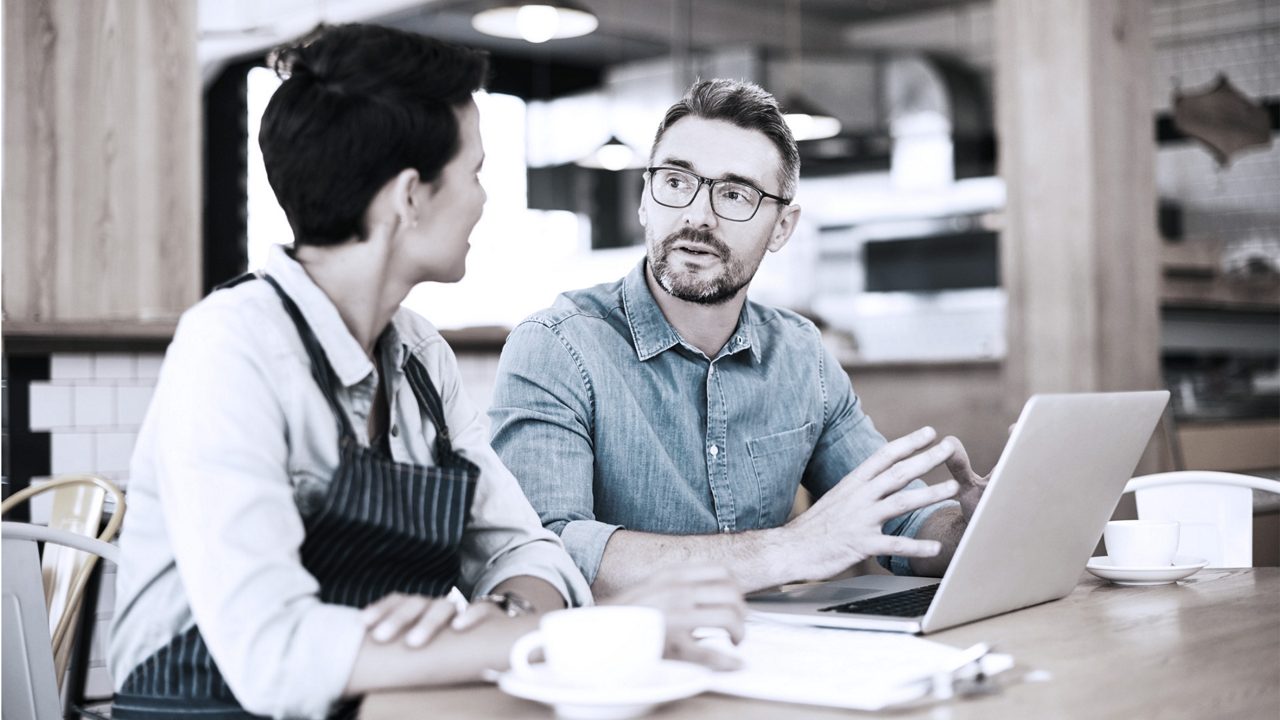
[2,0,1278,702]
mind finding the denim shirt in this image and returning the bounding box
[490,260,953,584]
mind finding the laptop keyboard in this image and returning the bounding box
[819,584,940,617]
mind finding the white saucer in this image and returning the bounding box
[1086,555,1209,586]
[497,660,712,720]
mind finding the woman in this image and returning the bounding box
[108,24,743,719]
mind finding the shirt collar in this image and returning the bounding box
[621,258,760,363]
[264,244,375,388]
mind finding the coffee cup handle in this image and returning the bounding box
[508,630,545,676]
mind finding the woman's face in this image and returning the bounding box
[408,99,486,284]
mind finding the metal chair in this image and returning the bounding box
[2,522,120,720]
[1122,471,1280,568]
[1,475,126,688]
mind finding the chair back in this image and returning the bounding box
[3,529,62,720]
[1,476,126,687]
[2,522,120,720]
[1124,472,1280,568]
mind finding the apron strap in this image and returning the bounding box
[260,274,357,441]
[403,354,455,460]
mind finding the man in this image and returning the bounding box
[490,79,987,599]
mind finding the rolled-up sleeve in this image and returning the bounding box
[804,345,956,576]
[488,320,620,585]
[152,304,365,720]
[434,336,593,606]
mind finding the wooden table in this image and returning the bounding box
[362,569,1280,719]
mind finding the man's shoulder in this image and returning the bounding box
[747,300,823,344]
[517,276,627,332]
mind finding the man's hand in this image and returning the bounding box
[784,426,961,581]
[943,436,989,521]
[606,563,746,670]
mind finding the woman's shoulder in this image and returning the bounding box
[172,278,297,360]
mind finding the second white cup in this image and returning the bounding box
[1104,519,1180,567]
[508,606,665,688]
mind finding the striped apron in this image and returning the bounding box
[113,274,479,719]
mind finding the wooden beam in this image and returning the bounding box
[2,0,200,326]
[995,0,1161,408]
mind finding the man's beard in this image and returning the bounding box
[648,227,752,305]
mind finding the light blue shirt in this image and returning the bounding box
[490,259,954,585]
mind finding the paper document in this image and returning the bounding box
[700,621,1012,711]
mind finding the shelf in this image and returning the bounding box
[2,320,179,354]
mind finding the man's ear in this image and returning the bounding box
[767,203,802,253]
[637,183,649,228]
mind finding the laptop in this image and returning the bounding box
[747,391,1170,634]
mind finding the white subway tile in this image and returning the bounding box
[116,384,156,427]
[135,354,164,380]
[95,432,137,473]
[95,575,116,619]
[51,434,95,475]
[50,353,93,380]
[84,664,115,700]
[87,616,109,665]
[94,353,135,379]
[24,477,54,524]
[29,382,74,430]
[73,385,116,427]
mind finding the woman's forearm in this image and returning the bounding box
[343,613,539,695]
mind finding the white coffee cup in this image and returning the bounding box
[508,606,665,688]
[1104,519,1180,567]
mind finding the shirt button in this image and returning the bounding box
[708,365,715,375]
[390,425,399,437]
[708,444,719,457]
[721,525,731,533]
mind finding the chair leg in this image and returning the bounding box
[62,561,104,720]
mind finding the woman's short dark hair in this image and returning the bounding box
[259,24,488,246]
[650,79,799,201]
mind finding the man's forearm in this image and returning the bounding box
[489,575,567,613]
[591,527,803,599]
[909,506,967,577]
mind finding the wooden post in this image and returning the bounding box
[3,0,200,327]
[995,0,1161,412]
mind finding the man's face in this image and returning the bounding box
[639,116,798,305]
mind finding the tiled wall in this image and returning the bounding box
[24,351,164,700]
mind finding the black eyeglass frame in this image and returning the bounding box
[645,166,792,222]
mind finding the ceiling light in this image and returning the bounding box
[576,136,642,171]
[472,1,599,44]
[782,95,842,141]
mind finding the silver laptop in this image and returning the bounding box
[747,391,1170,634]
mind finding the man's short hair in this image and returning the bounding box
[650,79,799,201]
[259,24,488,246]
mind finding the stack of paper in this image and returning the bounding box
[700,621,1011,710]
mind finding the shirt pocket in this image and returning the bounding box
[746,423,816,528]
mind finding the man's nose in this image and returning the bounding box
[681,183,719,228]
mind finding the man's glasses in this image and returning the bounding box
[646,166,790,222]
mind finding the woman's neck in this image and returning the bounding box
[292,241,409,359]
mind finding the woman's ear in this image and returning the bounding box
[390,168,421,229]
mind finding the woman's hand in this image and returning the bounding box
[362,590,515,648]
[605,562,746,670]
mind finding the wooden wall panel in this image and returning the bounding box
[3,0,199,327]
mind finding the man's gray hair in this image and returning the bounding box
[650,78,800,201]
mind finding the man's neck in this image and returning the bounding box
[644,264,746,359]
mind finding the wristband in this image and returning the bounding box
[473,591,536,618]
